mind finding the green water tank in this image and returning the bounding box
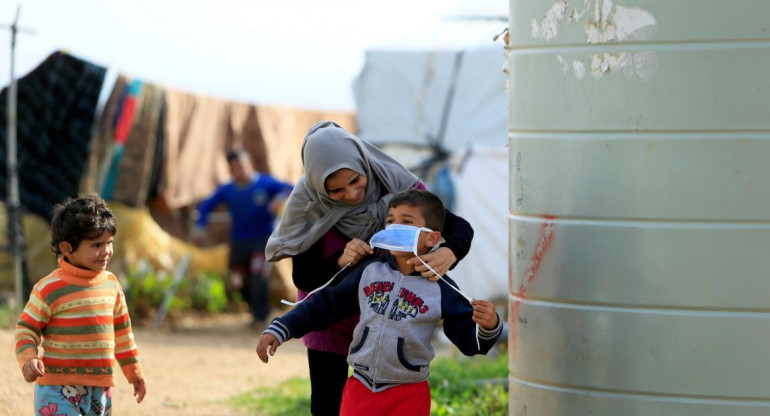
[507,1,770,415]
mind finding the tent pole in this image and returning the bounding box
[3,6,33,312]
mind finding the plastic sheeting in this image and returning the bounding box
[353,45,510,302]
[353,46,507,152]
[447,145,508,302]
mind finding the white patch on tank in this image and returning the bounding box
[586,0,619,43]
[602,0,613,28]
[568,0,591,22]
[589,52,633,80]
[586,20,616,43]
[593,0,601,22]
[613,5,658,41]
[589,54,607,79]
[633,50,660,82]
[573,60,586,79]
[557,55,570,73]
[530,1,569,41]
[620,52,635,79]
[531,1,659,82]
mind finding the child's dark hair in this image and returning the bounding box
[388,189,445,232]
[226,149,250,163]
[50,194,117,256]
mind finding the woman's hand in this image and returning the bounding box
[407,246,457,281]
[337,238,374,268]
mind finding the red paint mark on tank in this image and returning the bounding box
[511,216,556,348]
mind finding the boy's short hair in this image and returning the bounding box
[388,189,445,232]
[226,149,250,163]
[50,194,117,255]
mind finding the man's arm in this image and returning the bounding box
[193,185,228,244]
[266,177,294,216]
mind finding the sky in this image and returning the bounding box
[0,0,507,111]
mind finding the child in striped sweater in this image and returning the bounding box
[14,194,146,415]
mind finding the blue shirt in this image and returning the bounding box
[196,173,293,242]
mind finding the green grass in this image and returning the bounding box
[228,349,508,416]
[429,350,509,416]
[229,377,311,416]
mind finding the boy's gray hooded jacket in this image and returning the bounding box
[264,253,502,392]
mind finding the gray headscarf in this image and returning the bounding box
[266,121,418,261]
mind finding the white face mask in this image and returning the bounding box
[370,224,472,303]
[369,224,432,254]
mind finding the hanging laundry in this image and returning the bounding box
[101,79,143,200]
[0,51,107,221]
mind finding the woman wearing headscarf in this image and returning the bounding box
[265,121,473,416]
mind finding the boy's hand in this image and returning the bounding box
[132,379,146,403]
[256,333,280,363]
[338,238,374,268]
[22,357,45,382]
[408,247,457,281]
[471,300,499,330]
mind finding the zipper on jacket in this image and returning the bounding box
[371,267,407,386]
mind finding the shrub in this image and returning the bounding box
[121,260,233,323]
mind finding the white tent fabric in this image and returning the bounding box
[352,45,508,152]
[353,43,510,303]
[448,145,509,302]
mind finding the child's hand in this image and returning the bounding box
[408,247,457,281]
[22,357,45,383]
[471,300,499,330]
[337,238,374,268]
[256,333,280,363]
[132,379,146,403]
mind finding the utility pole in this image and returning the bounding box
[3,6,35,311]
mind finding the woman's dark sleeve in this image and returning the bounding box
[290,238,346,292]
[439,208,474,270]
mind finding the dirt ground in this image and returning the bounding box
[0,313,310,416]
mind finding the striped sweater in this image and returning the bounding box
[14,258,143,387]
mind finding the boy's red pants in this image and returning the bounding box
[339,376,430,416]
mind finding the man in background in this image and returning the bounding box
[194,149,293,327]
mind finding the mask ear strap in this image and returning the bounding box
[281,262,351,306]
[412,229,421,254]
[415,254,481,351]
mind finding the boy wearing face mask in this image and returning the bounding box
[256,189,502,416]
